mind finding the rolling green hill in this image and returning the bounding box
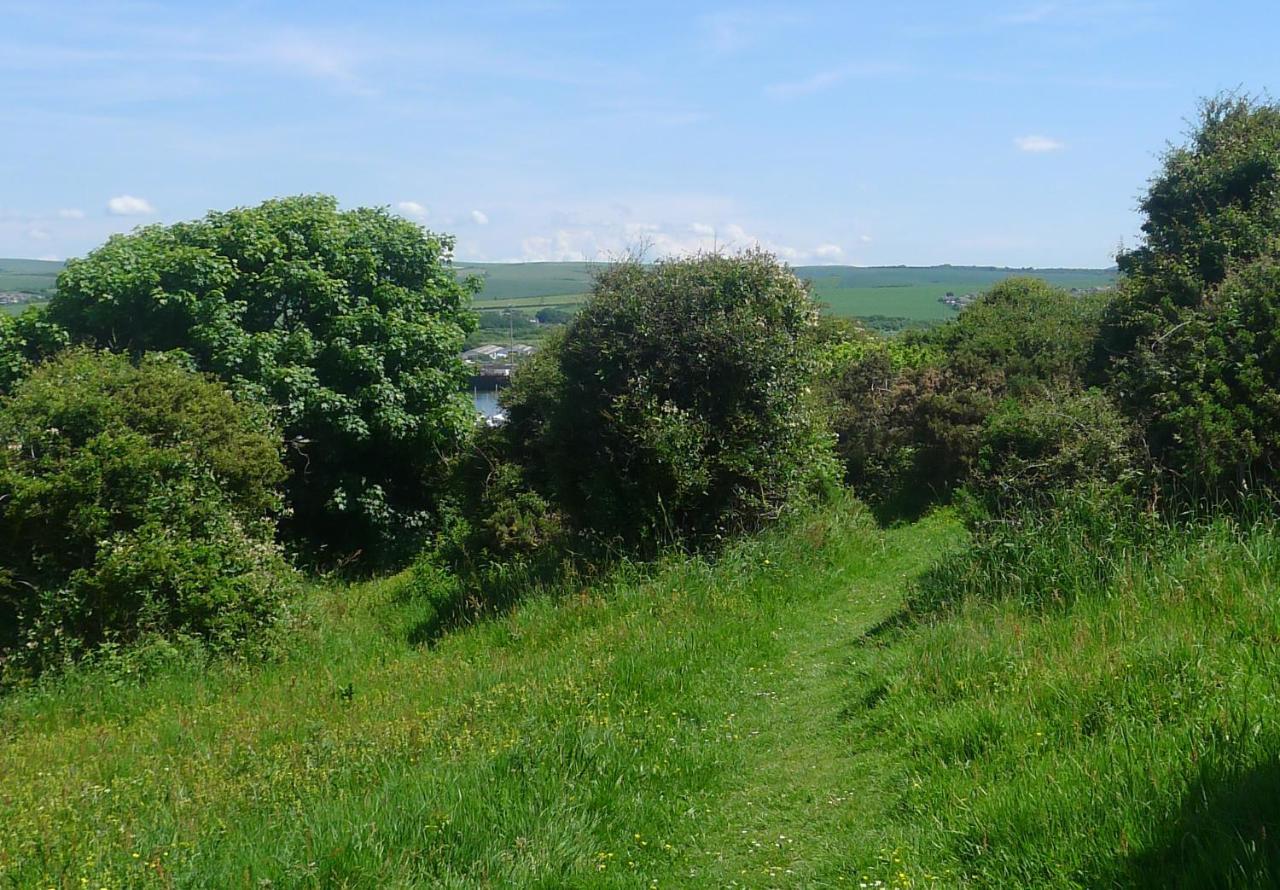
[0,258,1117,323]
[460,261,1117,322]
[0,258,62,298]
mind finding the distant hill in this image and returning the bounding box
[458,261,1117,322]
[0,258,63,298]
[0,258,1118,323]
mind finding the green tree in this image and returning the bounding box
[50,196,477,564]
[1098,95,1280,489]
[504,251,836,550]
[0,350,290,679]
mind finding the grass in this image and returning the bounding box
[5,492,1279,887]
[0,259,1115,324]
[0,300,47,317]
[0,499,953,887]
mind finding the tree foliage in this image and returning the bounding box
[49,195,477,564]
[0,350,291,679]
[504,251,836,550]
[1099,95,1280,490]
[825,277,1113,507]
[0,306,69,394]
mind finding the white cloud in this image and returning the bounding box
[470,209,489,225]
[58,208,86,219]
[1015,134,1065,152]
[27,227,50,241]
[690,222,716,237]
[813,244,844,261]
[397,200,428,221]
[107,194,156,215]
[859,234,873,243]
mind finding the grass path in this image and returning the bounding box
[654,517,951,887]
[1,504,958,888]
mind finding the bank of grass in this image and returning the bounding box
[846,495,1280,888]
[3,494,1280,887]
[0,498,953,887]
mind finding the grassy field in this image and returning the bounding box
[462,262,1116,324]
[0,300,47,317]
[800,266,1117,321]
[4,494,1279,887]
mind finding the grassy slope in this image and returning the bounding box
[0,258,1113,322]
[5,498,1280,887]
[1,501,953,888]
[802,267,1116,321]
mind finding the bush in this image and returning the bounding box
[50,195,477,566]
[534,307,574,325]
[0,350,292,680]
[823,278,1110,508]
[505,251,837,550]
[0,306,68,394]
[968,387,1143,515]
[1098,95,1280,492]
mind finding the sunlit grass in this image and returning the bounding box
[4,494,1280,887]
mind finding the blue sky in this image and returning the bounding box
[2,1,1276,267]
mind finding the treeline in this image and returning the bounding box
[2,95,1279,686]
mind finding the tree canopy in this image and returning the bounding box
[49,195,477,564]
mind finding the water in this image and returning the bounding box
[472,389,503,421]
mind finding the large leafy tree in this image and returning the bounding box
[50,196,477,564]
[1097,95,1280,489]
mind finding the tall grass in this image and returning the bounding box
[5,490,1280,886]
[840,488,1280,888]
[0,497,949,887]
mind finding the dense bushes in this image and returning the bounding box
[969,387,1142,515]
[0,306,68,394]
[50,195,477,565]
[503,251,836,550]
[824,277,1120,510]
[1100,96,1280,492]
[0,350,292,680]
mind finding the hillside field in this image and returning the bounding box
[455,262,1118,322]
[0,259,1116,323]
[0,259,61,298]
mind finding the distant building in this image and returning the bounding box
[462,343,538,364]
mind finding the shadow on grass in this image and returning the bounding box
[1112,758,1280,889]
[867,484,950,528]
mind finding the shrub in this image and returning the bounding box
[969,387,1143,515]
[505,251,837,550]
[0,350,292,680]
[0,306,68,394]
[823,278,1109,507]
[1098,95,1280,368]
[1098,95,1280,492]
[50,195,477,565]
